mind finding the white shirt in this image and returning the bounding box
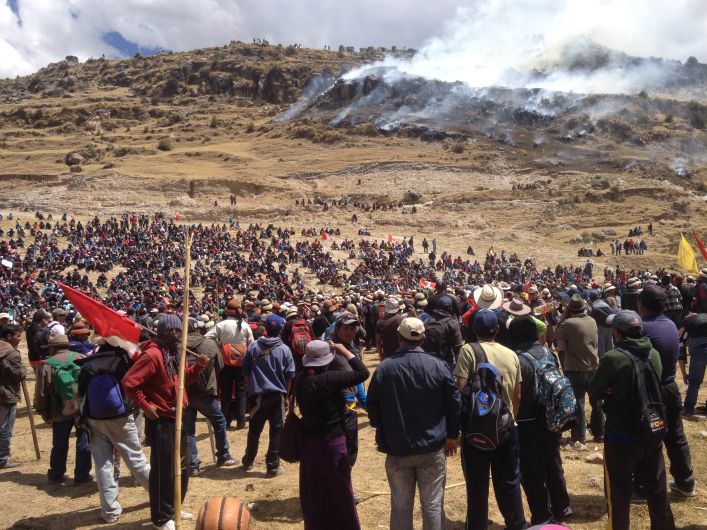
[205,318,254,346]
[47,320,66,337]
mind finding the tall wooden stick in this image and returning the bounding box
[21,379,40,460]
[174,228,192,530]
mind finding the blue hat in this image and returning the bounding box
[157,313,182,335]
[264,314,285,336]
[473,309,499,335]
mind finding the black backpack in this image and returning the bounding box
[618,347,666,442]
[36,322,61,352]
[462,343,513,450]
[424,316,454,365]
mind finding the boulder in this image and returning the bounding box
[591,231,606,241]
[69,164,82,173]
[65,152,84,166]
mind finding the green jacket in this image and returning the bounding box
[588,336,662,438]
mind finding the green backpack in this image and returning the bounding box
[45,352,81,416]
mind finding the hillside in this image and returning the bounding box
[0,42,705,274]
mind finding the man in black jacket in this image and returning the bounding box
[184,319,236,476]
[26,309,50,375]
[368,317,461,530]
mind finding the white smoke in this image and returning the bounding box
[344,0,707,95]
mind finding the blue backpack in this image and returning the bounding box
[463,343,513,451]
[519,347,577,433]
[78,348,132,420]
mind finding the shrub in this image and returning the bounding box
[245,121,255,133]
[157,137,174,151]
[451,142,465,154]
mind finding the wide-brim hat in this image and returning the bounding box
[627,277,641,289]
[302,340,335,367]
[602,283,616,293]
[502,297,531,316]
[700,268,707,279]
[474,285,503,310]
[568,294,588,311]
[497,282,511,291]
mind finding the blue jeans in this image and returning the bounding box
[0,403,17,466]
[49,419,92,482]
[684,344,707,414]
[87,416,150,521]
[566,370,605,442]
[344,384,367,410]
[184,394,231,469]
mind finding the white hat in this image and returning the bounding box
[385,297,401,314]
[0,312,10,320]
[473,285,503,310]
[302,340,334,367]
[397,317,425,341]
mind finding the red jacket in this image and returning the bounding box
[123,341,202,419]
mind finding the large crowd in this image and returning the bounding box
[0,211,706,530]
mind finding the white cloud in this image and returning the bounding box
[0,0,706,80]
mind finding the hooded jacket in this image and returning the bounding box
[0,340,26,404]
[241,336,295,396]
[589,336,662,439]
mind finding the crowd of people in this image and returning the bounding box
[1,211,706,530]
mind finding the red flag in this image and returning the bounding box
[388,233,393,244]
[523,281,532,293]
[418,279,437,290]
[320,231,328,240]
[694,230,707,262]
[175,214,181,221]
[58,283,141,354]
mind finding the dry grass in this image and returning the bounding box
[2,349,706,530]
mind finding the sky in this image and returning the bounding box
[1,0,706,80]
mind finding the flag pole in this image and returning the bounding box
[174,227,192,530]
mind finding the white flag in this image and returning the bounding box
[1,259,12,269]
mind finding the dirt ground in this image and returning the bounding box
[2,348,706,530]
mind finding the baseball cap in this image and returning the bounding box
[606,310,643,334]
[336,311,359,326]
[264,314,285,336]
[302,340,335,367]
[0,312,10,320]
[397,317,425,341]
[473,309,499,335]
[52,308,67,318]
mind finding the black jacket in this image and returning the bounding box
[367,347,461,456]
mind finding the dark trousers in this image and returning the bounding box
[344,406,359,469]
[661,381,694,489]
[49,419,92,482]
[220,365,247,428]
[566,370,605,442]
[604,439,675,530]
[461,427,526,530]
[243,392,285,471]
[517,421,571,524]
[184,394,231,469]
[145,418,189,526]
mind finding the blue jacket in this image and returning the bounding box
[642,314,679,383]
[367,346,461,456]
[242,337,295,395]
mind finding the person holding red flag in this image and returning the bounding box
[123,314,208,530]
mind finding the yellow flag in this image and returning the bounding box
[677,234,699,273]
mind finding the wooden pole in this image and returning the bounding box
[174,228,192,530]
[21,379,40,460]
[206,421,217,464]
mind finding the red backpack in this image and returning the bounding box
[290,320,313,356]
